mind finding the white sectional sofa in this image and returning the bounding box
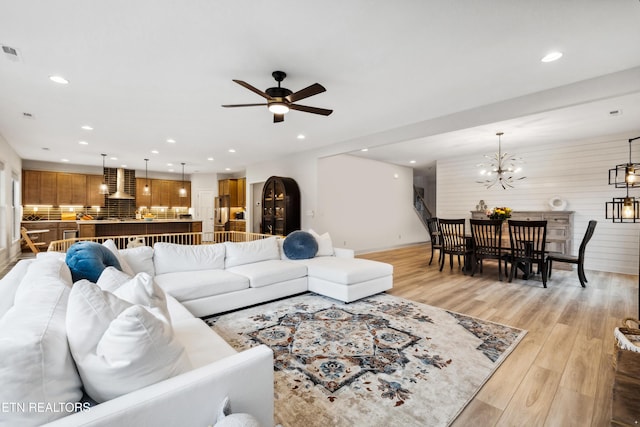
[0,234,392,427]
[149,236,393,317]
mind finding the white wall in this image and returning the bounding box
[316,154,427,252]
[436,132,640,275]
[0,134,23,270]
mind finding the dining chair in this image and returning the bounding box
[438,218,472,272]
[425,217,443,266]
[547,220,597,288]
[20,227,48,254]
[470,219,509,281]
[507,220,549,287]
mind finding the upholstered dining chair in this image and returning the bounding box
[507,220,549,287]
[547,220,597,288]
[425,217,443,266]
[438,218,472,272]
[470,219,509,281]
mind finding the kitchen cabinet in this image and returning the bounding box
[135,178,152,208]
[261,176,300,236]
[218,178,245,207]
[150,179,171,207]
[22,170,57,205]
[57,173,87,206]
[86,175,106,207]
[170,180,191,208]
[237,178,246,208]
[228,220,246,232]
[219,179,239,206]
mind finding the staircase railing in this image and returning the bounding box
[413,185,433,228]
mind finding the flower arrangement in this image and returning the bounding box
[487,206,512,221]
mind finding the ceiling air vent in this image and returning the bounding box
[2,45,20,61]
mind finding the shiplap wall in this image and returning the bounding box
[437,132,640,275]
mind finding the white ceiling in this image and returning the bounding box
[1,1,640,175]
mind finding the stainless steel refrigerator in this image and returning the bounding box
[214,195,230,231]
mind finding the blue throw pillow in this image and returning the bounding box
[65,241,122,282]
[283,230,318,260]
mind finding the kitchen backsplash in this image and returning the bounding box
[22,206,191,221]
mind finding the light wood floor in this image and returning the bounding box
[358,243,638,427]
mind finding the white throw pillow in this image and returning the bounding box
[97,266,133,292]
[119,245,155,276]
[66,280,191,403]
[308,229,334,257]
[0,257,82,426]
[153,242,226,275]
[112,273,171,323]
[102,239,135,276]
[224,236,280,268]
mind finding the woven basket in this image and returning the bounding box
[613,318,640,370]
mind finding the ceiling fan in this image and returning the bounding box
[222,71,333,123]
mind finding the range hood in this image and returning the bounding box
[108,168,135,200]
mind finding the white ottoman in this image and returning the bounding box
[295,257,393,302]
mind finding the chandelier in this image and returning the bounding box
[477,132,526,189]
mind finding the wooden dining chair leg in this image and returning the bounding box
[429,249,435,265]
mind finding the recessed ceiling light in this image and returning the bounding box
[207,157,214,161]
[110,157,117,161]
[541,51,563,62]
[166,139,176,143]
[225,168,231,171]
[297,134,305,140]
[167,163,173,166]
[409,160,416,164]
[151,150,159,154]
[168,169,174,172]
[78,141,88,145]
[360,148,369,152]
[61,158,69,162]
[228,149,236,153]
[81,125,93,131]
[49,75,69,84]
[121,164,127,168]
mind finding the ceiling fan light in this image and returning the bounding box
[268,103,289,115]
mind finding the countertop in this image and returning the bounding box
[22,219,201,224]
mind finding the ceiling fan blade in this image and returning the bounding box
[273,114,284,123]
[286,83,326,103]
[289,104,333,116]
[232,80,271,100]
[221,103,267,108]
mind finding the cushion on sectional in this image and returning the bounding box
[227,259,308,288]
[66,241,122,282]
[283,230,318,260]
[153,242,226,275]
[308,229,335,257]
[172,318,237,368]
[224,236,280,268]
[302,257,393,285]
[0,257,82,426]
[66,280,191,403]
[119,245,155,276]
[0,259,34,318]
[97,266,133,292]
[111,272,171,323]
[154,270,249,301]
[103,239,135,276]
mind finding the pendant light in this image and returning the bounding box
[477,132,526,190]
[99,154,109,195]
[143,158,150,196]
[179,162,187,197]
[606,136,640,222]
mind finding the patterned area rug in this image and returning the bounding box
[204,293,526,427]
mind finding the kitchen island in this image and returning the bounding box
[77,219,202,238]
